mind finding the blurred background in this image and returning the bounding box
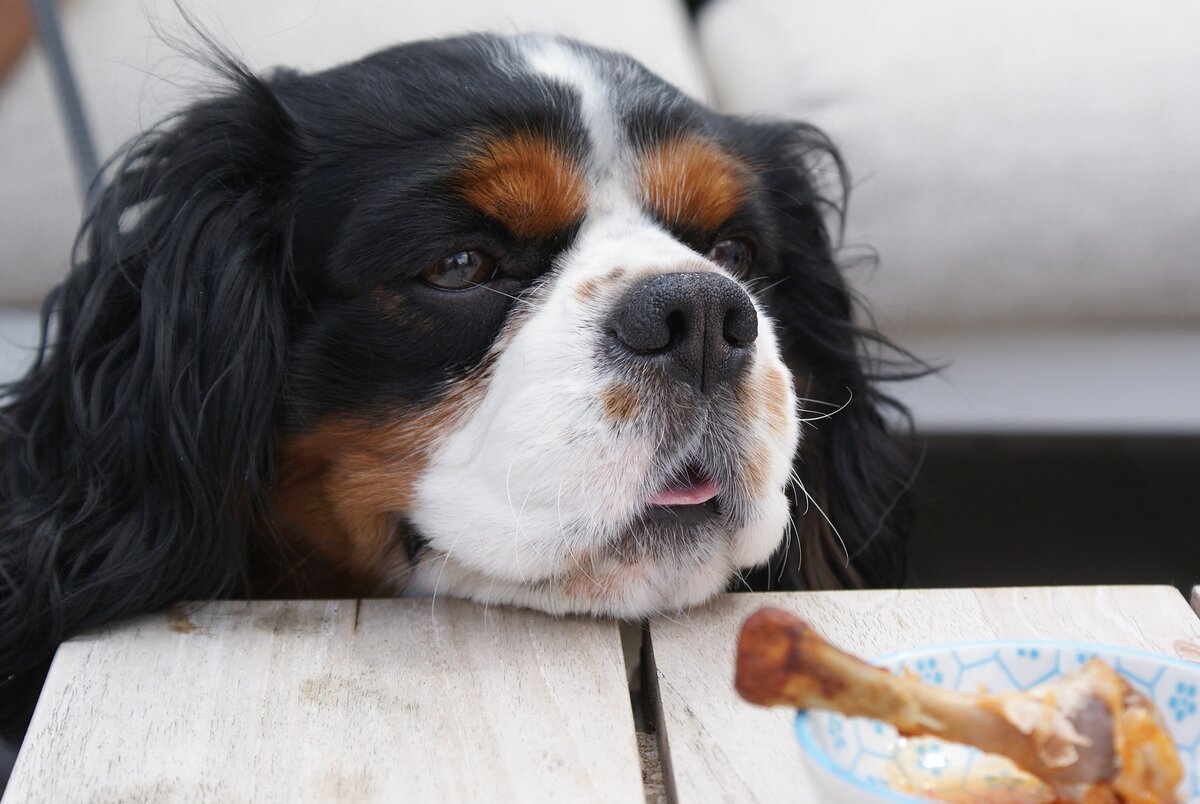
[1,1,1198,590]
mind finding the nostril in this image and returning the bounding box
[664,310,687,350]
[723,310,742,346]
[723,304,758,348]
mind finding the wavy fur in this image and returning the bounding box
[0,54,302,737]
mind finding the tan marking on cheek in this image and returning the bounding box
[272,358,495,594]
[638,137,753,234]
[735,365,794,434]
[740,439,774,499]
[576,267,629,304]
[455,133,587,239]
[734,374,768,429]
[732,368,794,499]
[763,366,794,435]
[600,383,641,424]
[271,425,402,595]
[575,278,602,303]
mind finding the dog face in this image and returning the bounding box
[271,36,803,615]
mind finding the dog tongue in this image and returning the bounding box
[649,468,721,507]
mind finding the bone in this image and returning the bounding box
[734,608,1131,790]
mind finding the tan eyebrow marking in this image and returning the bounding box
[454,132,587,239]
[637,136,753,234]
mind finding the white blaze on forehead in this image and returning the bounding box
[520,37,617,165]
[519,36,640,222]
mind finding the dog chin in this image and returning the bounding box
[403,553,731,618]
[400,503,790,618]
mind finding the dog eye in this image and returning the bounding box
[421,250,496,290]
[706,238,754,275]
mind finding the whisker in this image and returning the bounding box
[557,479,601,586]
[777,506,798,581]
[754,277,788,294]
[791,469,849,568]
[740,274,776,288]
[796,387,853,423]
[431,514,474,623]
[788,467,812,517]
[793,395,848,408]
[467,281,534,307]
[504,457,529,585]
[482,575,497,620]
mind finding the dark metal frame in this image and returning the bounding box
[27,0,99,206]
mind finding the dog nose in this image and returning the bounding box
[609,271,758,393]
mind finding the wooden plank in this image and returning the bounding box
[6,599,644,803]
[645,586,1200,804]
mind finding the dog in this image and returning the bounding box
[0,32,916,738]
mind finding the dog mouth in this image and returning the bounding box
[641,461,724,527]
[648,462,721,507]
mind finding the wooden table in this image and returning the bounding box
[7,586,1200,802]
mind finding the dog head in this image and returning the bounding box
[0,34,915,721]
[270,35,822,615]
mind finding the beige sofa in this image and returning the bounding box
[2,0,1198,433]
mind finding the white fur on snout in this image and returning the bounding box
[411,295,651,583]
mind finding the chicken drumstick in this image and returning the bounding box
[734,608,1181,804]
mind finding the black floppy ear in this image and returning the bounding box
[0,55,303,736]
[737,122,922,591]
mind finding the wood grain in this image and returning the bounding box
[5,599,644,803]
[645,586,1200,804]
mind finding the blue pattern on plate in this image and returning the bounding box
[796,641,1200,803]
[1171,682,1199,722]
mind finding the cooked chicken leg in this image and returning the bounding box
[734,608,1182,804]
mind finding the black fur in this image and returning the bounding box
[734,122,924,591]
[0,33,923,741]
[0,53,298,738]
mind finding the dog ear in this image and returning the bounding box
[0,55,302,736]
[736,122,923,592]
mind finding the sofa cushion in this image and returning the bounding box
[697,0,1200,331]
[0,308,41,386]
[0,0,706,305]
